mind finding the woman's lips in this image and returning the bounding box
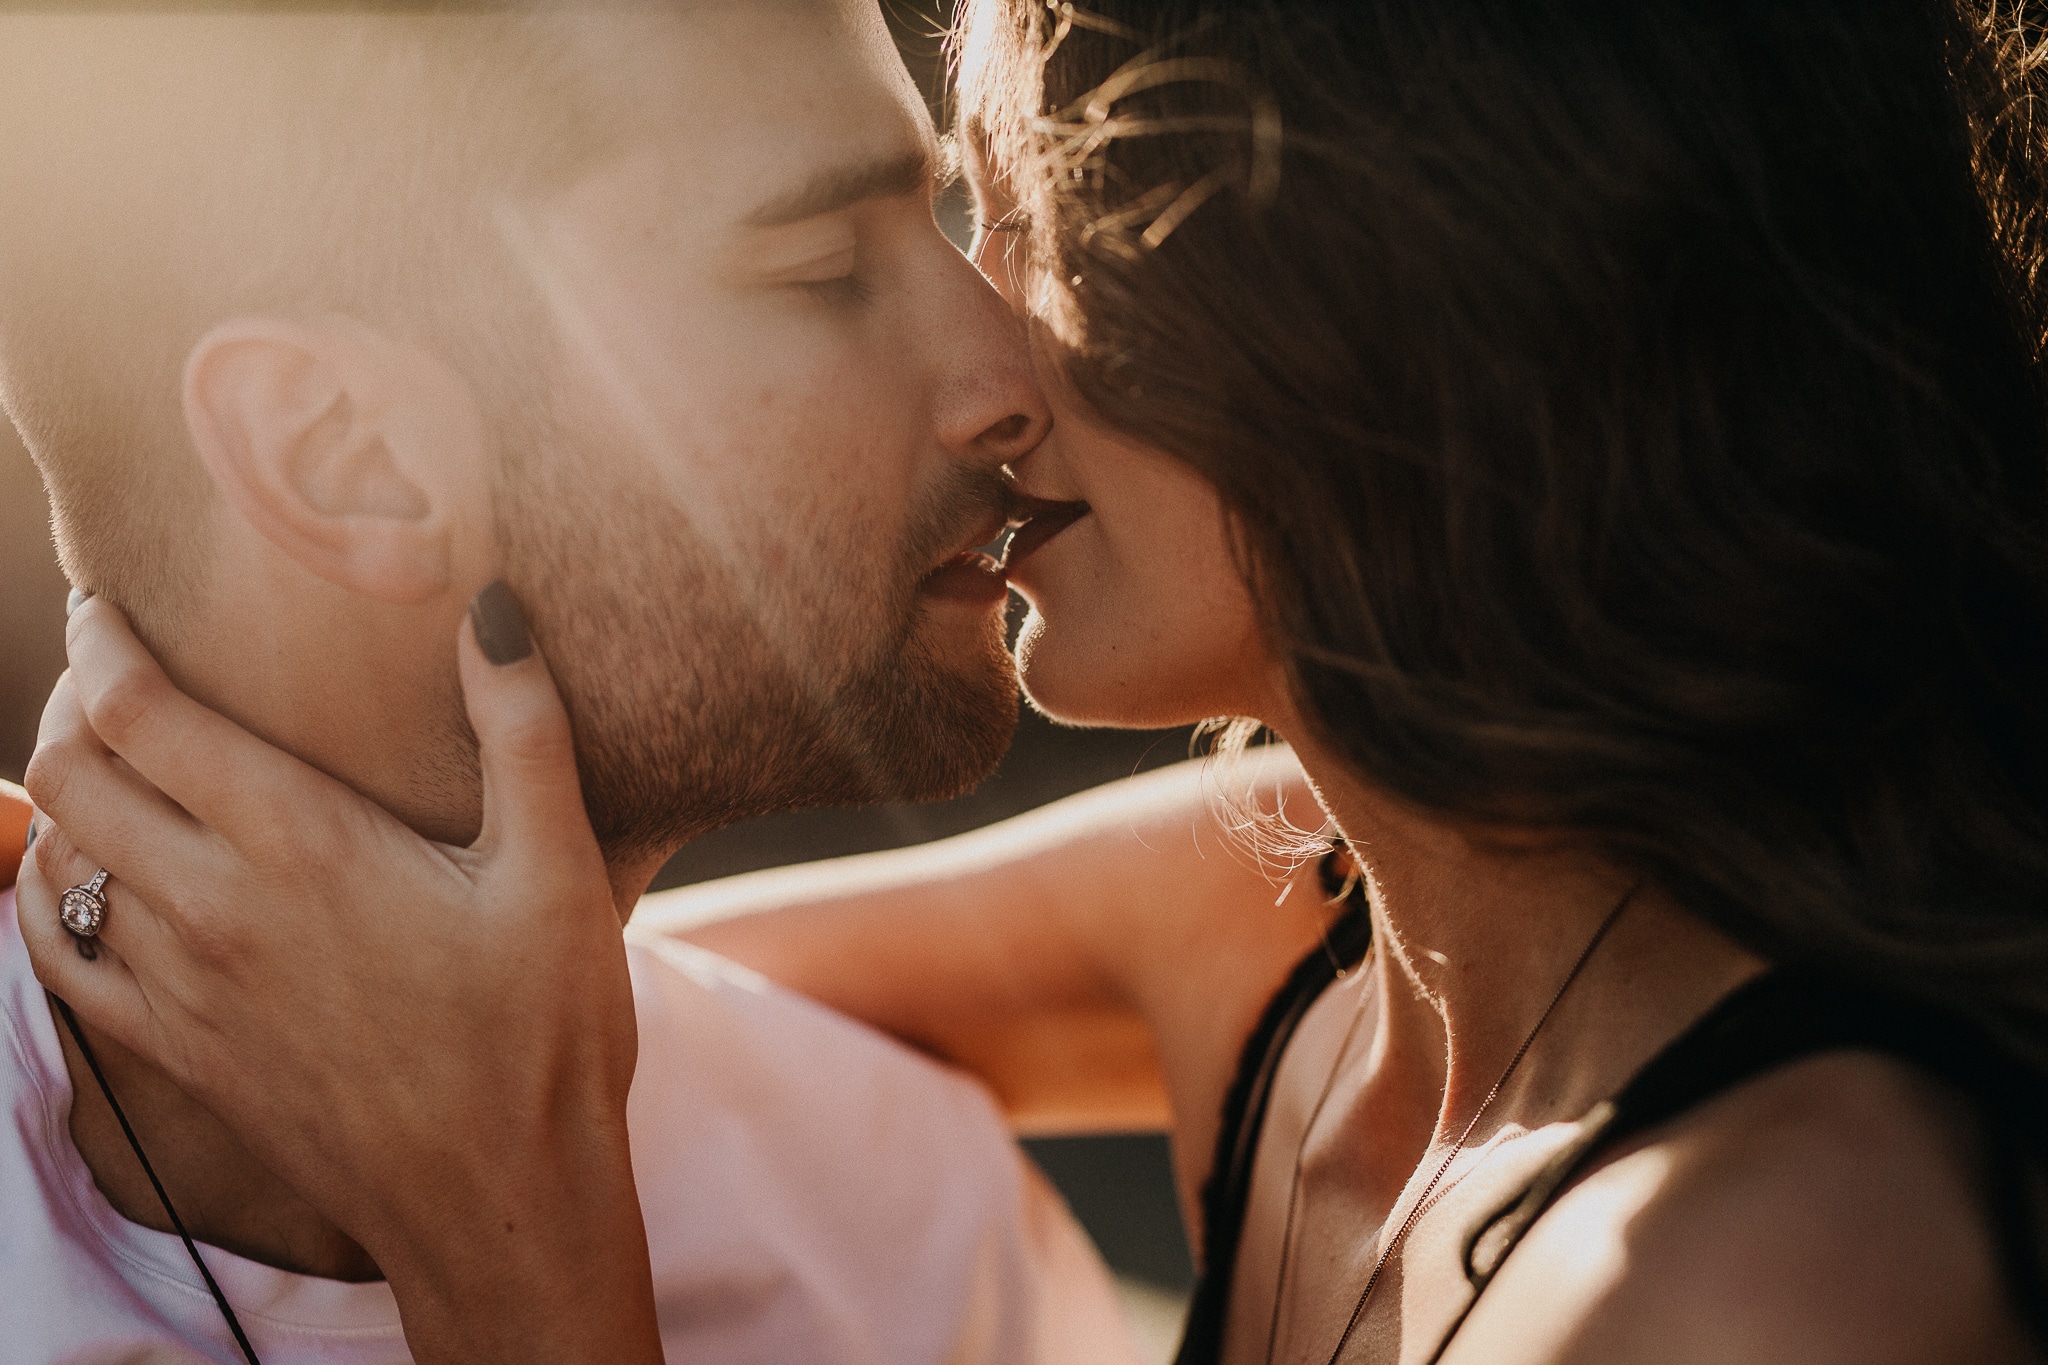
[918,495,1089,602]
[1002,497,1090,569]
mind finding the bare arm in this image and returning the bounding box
[640,746,1342,1230]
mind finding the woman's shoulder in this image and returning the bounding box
[1452,1049,2036,1364]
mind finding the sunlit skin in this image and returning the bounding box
[2,13,2037,1365]
[8,4,1044,1361]
[12,134,2035,1365]
[503,12,1039,848]
[1000,389,1263,729]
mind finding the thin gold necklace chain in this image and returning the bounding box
[1317,880,1643,1365]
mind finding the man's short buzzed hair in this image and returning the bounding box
[0,11,613,633]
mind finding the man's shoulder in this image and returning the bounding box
[1457,1052,2033,1364]
[626,933,995,1099]
[621,934,1059,1365]
[622,931,1015,1182]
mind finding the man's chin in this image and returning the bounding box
[904,676,1019,803]
[831,589,1021,805]
[856,623,1020,805]
[575,613,1019,866]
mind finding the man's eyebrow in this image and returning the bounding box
[744,147,935,229]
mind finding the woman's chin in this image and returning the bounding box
[1012,610,1217,731]
[1016,673,1132,729]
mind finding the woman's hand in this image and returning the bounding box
[16,591,661,1365]
[0,778,27,889]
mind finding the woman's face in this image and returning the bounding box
[969,167,1284,731]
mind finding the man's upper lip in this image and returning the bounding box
[934,507,1013,571]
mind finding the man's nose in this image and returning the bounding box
[931,253,1053,468]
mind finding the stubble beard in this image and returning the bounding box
[491,442,1019,870]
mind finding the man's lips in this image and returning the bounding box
[1001,495,1090,569]
[917,494,1090,603]
[921,549,1009,603]
[919,504,1010,604]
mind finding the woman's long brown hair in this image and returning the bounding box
[960,0,2048,1075]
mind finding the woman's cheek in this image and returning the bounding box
[1012,534,1271,730]
[1011,597,1161,728]
[1007,415,1276,726]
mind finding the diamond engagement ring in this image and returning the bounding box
[60,869,110,940]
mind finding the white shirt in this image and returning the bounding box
[0,888,1139,1364]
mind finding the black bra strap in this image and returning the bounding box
[1175,852,1371,1365]
[1428,968,2048,1361]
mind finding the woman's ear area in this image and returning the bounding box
[180,315,490,606]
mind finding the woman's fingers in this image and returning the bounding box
[62,596,343,840]
[19,809,179,969]
[461,583,602,884]
[0,779,29,889]
[23,671,214,913]
[16,832,159,1056]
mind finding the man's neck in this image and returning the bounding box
[52,596,445,1282]
[53,999,383,1280]
[43,572,670,1276]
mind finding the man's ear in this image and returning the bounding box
[182,316,487,605]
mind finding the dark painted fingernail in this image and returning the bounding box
[65,588,89,617]
[470,580,533,666]
[24,818,36,854]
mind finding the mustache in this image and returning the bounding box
[899,464,1016,571]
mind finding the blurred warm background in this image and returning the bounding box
[0,5,1200,1357]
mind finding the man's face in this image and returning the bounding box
[492,1,1045,861]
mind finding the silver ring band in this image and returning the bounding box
[59,869,110,939]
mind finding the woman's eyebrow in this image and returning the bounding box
[744,147,934,229]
